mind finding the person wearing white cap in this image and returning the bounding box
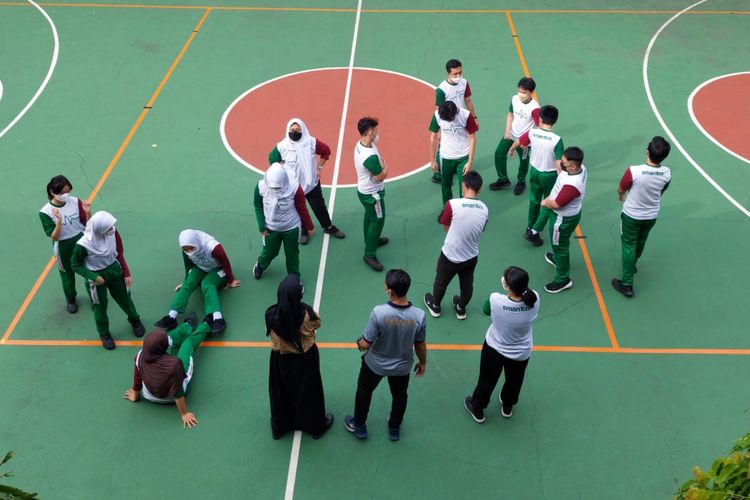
[253,163,315,279]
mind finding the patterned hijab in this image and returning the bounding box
[265,274,316,352]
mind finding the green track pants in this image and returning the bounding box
[258,228,301,275]
[494,137,530,183]
[548,211,582,284]
[54,235,81,302]
[357,190,386,259]
[170,267,227,315]
[86,262,140,337]
[528,167,558,231]
[619,213,656,287]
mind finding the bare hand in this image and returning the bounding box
[462,162,473,175]
[125,276,133,287]
[261,231,270,237]
[508,147,516,158]
[504,131,512,140]
[618,192,626,202]
[81,201,91,218]
[182,412,198,428]
[414,363,426,377]
[307,228,315,237]
[52,207,61,219]
[95,275,105,286]
[224,279,241,290]
[174,283,182,292]
[124,388,140,402]
[431,160,439,173]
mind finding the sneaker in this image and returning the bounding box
[324,225,346,239]
[544,252,556,268]
[423,293,441,318]
[299,232,310,245]
[452,295,467,320]
[464,396,485,423]
[431,173,442,184]
[183,312,197,329]
[544,279,573,294]
[363,255,384,272]
[377,237,389,247]
[611,278,634,298]
[344,415,368,439]
[131,319,146,338]
[312,413,334,439]
[524,228,544,247]
[211,317,227,335]
[155,315,178,331]
[202,314,215,329]
[388,425,400,442]
[66,299,78,314]
[253,262,263,279]
[101,333,116,350]
[513,182,526,195]
[499,396,513,418]
[489,179,511,191]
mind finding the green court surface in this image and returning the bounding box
[1,1,749,498]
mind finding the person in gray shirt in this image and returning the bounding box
[345,269,427,442]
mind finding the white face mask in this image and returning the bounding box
[449,75,462,84]
[55,193,70,203]
[501,276,510,292]
[372,134,380,145]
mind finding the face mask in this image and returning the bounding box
[449,75,461,84]
[372,134,380,145]
[104,227,115,237]
[55,193,70,203]
[288,130,302,142]
[518,92,531,103]
[501,276,510,291]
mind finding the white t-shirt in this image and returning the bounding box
[39,195,85,241]
[485,292,541,361]
[622,164,672,220]
[431,108,476,160]
[437,78,470,110]
[550,165,588,217]
[509,95,540,140]
[354,141,384,195]
[440,197,488,263]
[522,128,564,173]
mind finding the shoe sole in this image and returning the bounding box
[544,280,573,294]
[253,264,262,279]
[611,279,634,297]
[344,425,367,439]
[544,253,556,267]
[464,398,485,424]
[423,295,441,318]
[453,297,466,320]
[498,397,512,418]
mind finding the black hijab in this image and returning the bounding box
[265,274,317,352]
[139,330,185,398]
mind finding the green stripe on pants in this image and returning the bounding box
[170,267,228,315]
[357,190,386,258]
[86,261,140,337]
[620,212,656,286]
[528,167,558,230]
[258,228,301,276]
[548,211,581,283]
[494,137,530,183]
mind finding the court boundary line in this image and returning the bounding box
[0,7,212,344]
[504,10,620,349]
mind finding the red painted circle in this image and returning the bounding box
[691,73,750,162]
[223,68,436,186]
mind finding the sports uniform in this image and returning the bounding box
[519,127,564,233]
[545,166,587,288]
[354,140,386,260]
[494,95,540,185]
[429,108,479,205]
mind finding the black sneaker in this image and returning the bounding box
[499,396,513,418]
[131,319,145,338]
[431,173,442,184]
[489,179,511,190]
[211,317,227,335]
[253,262,263,279]
[363,256,384,272]
[202,314,215,329]
[611,278,634,298]
[66,299,78,314]
[388,424,400,442]
[184,312,197,329]
[299,232,310,245]
[344,415,368,439]
[452,295,466,320]
[464,396,485,423]
[101,333,116,350]
[544,252,556,268]
[155,315,178,331]
[313,414,334,440]
[423,293,441,318]
[377,237,389,247]
[544,279,573,294]
[324,225,346,239]
[524,228,544,246]
[513,182,526,195]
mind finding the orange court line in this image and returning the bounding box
[0,8,212,344]
[504,10,619,349]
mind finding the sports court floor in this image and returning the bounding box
[1,0,749,498]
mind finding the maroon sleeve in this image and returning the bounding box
[439,201,453,226]
[532,108,541,126]
[519,130,531,147]
[211,244,235,283]
[133,354,143,391]
[294,187,314,231]
[465,81,472,98]
[466,115,479,134]
[619,168,633,192]
[78,199,88,225]
[554,185,581,207]
[114,230,131,278]
[314,139,331,161]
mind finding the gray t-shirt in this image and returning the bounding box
[363,302,427,376]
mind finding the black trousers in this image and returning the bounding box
[354,358,410,429]
[470,341,529,410]
[301,181,332,234]
[432,252,478,308]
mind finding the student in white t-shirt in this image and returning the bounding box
[612,136,672,297]
[464,266,540,423]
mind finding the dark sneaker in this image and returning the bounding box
[101,333,116,350]
[363,256,384,272]
[452,295,467,320]
[513,182,526,195]
[253,262,263,279]
[66,299,78,314]
[524,228,544,246]
[299,232,310,245]
[499,396,513,418]
[431,173,442,184]
[324,225,346,239]
[344,415,368,439]
[388,425,400,442]
[211,317,227,335]
[202,314,215,329]
[423,293,441,318]
[155,315,178,331]
[489,179,511,191]
[611,278,634,298]
[131,319,146,338]
[544,279,573,294]
[313,413,334,439]
[184,312,197,330]
[544,252,556,268]
[464,396,485,424]
[377,237,389,247]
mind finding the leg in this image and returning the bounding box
[359,191,385,258]
[57,238,78,302]
[169,266,205,313]
[635,218,657,262]
[498,355,530,408]
[455,256,478,308]
[532,171,559,232]
[432,252,458,307]
[517,146,531,183]
[440,158,459,205]
[200,269,227,315]
[471,342,505,410]
[257,230,283,271]
[386,373,411,428]
[174,322,210,373]
[305,182,333,229]
[527,168,543,228]
[494,137,514,183]
[619,213,639,287]
[281,228,301,275]
[551,213,580,283]
[455,157,467,199]
[106,270,140,323]
[353,359,383,427]
[88,280,110,337]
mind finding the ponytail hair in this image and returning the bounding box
[503,266,537,308]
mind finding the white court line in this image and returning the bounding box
[643,0,750,218]
[0,80,4,102]
[0,0,59,140]
[283,2,364,499]
[687,71,750,166]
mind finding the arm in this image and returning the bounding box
[71,244,102,283]
[618,169,633,201]
[439,201,452,231]
[661,180,670,195]
[435,87,445,106]
[504,112,513,139]
[413,342,427,377]
[482,298,491,316]
[363,155,387,182]
[114,230,131,280]
[357,310,379,351]
[464,96,478,123]
[509,130,530,157]
[464,133,477,174]
[182,252,194,277]
[294,187,315,232]
[175,396,198,428]
[315,140,331,170]
[253,184,268,235]
[211,244,239,287]
[542,185,580,210]
[554,138,565,174]
[430,131,441,172]
[124,355,142,402]
[40,211,62,241]
[268,146,282,165]
[78,198,90,225]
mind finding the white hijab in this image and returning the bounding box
[259,163,298,223]
[277,117,316,192]
[178,229,219,271]
[77,211,118,269]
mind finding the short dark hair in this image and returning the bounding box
[438,101,458,122]
[445,59,462,73]
[462,171,483,192]
[563,146,584,166]
[357,117,379,136]
[46,175,72,200]
[647,136,671,163]
[385,269,411,298]
[517,77,536,92]
[539,105,558,125]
